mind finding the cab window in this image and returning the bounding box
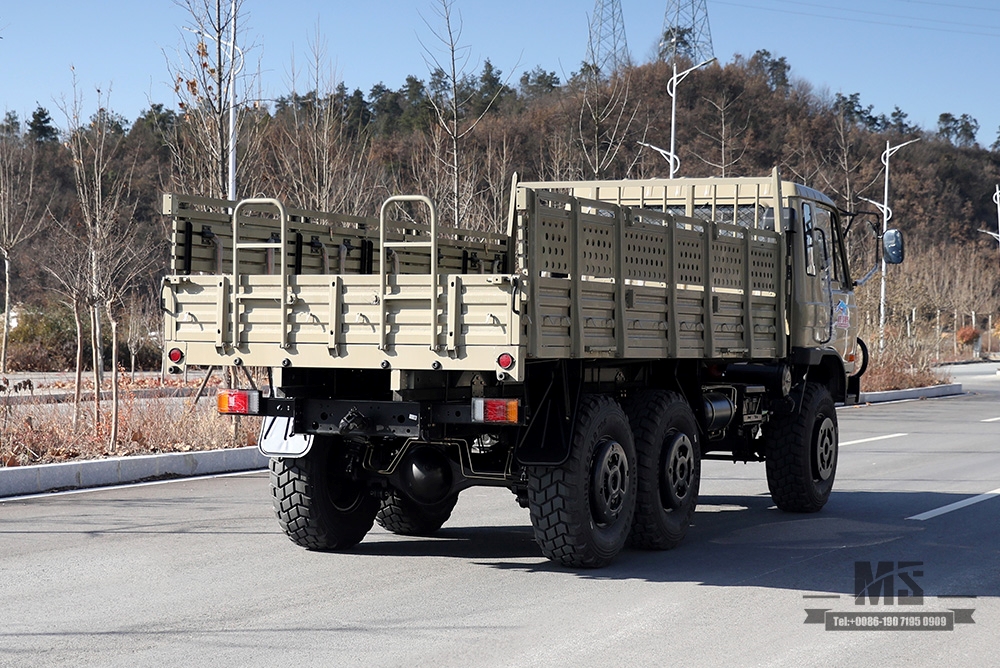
[813,206,842,286]
[802,203,816,276]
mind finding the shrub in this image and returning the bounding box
[6,306,79,371]
[956,326,981,347]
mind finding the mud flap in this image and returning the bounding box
[259,416,313,458]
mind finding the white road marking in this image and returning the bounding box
[907,487,1000,521]
[981,416,1000,423]
[840,433,907,446]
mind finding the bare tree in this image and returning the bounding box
[168,0,261,198]
[474,130,514,234]
[541,130,583,181]
[265,28,377,214]
[692,89,751,177]
[421,0,513,227]
[0,116,49,372]
[407,124,454,218]
[98,240,157,448]
[62,76,144,449]
[44,223,93,433]
[124,288,159,380]
[576,70,641,178]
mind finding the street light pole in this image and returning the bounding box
[227,0,238,202]
[979,185,1000,266]
[873,137,919,352]
[665,54,715,178]
[995,185,1000,245]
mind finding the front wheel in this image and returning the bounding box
[764,382,838,512]
[270,439,380,550]
[526,395,637,568]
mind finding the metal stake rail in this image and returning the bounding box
[379,196,439,351]
[231,198,290,350]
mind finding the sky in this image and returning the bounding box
[1,0,999,146]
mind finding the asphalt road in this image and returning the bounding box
[2,365,998,667]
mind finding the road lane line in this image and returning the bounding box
[840,433,907,446]
[906,487,1000,521]
[981,416,1000,423]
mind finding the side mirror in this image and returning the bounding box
[883,229,904,264]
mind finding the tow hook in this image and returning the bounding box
[339,407,371,434]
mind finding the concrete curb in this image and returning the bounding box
[857,383,963,404]
[1,446,268,499]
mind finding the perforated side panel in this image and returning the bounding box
[623,228,670,282]
[675,230,704,285]
[750,237,780,293]
[538,211,572,273]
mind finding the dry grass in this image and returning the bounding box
[0,372,261,467]
[858,328,952,392]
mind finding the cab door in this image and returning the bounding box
[803,202,856,358]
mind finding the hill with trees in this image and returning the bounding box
[2,45,999,383]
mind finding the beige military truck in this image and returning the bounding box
[161,169,902,567]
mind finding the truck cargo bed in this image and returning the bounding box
[162,179,787,379]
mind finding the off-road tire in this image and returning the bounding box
[270,441,379,550]
[376,491,458,536]
[764,382,838,512]
[625,391,701,550]
[526,395,637,568]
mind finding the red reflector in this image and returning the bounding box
[168,348,184,363]
[497,353,515,370]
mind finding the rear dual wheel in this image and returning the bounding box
[376,491,458,536]
[526,395,637,568]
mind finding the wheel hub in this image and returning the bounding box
[662,433,694,506]
[328,479,367,513]
[591,438,630,525]
[814,416,836,481]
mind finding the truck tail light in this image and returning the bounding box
[471,398,519,424]
[218,389,261,415]
[497,353,515,370]
[168,348,184,363]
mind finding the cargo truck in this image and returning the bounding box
[161,169,902,567]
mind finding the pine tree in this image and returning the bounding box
[27,106,59,143]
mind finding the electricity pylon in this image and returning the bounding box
[586,0,630,76]
[660,0,714,64]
